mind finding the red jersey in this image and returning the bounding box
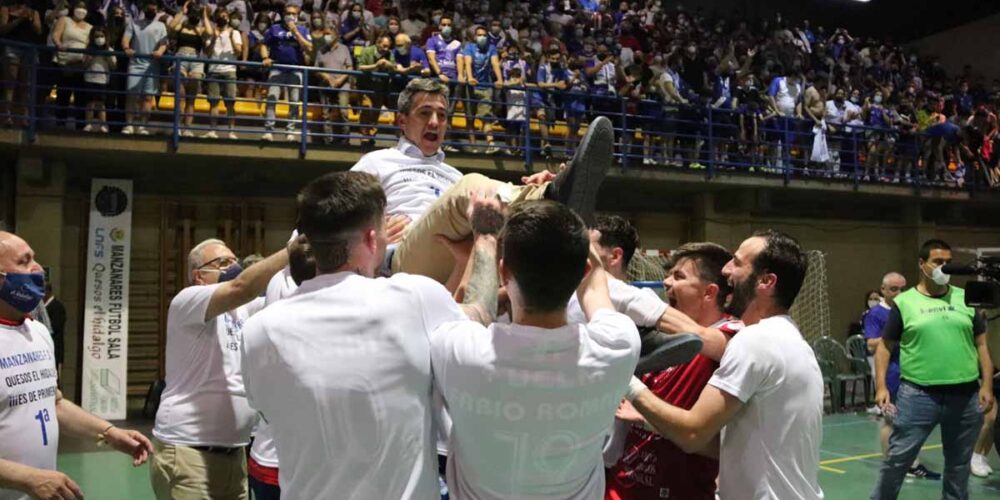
[606,319,742,500]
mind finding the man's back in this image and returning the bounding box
[708,315,824,500]
[430,310,640,499]
[241,272,464,499]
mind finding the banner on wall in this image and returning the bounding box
[80,179,133,420]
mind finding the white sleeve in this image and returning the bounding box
[240,314,266,411]
[407,274,467,333]
[167,284,220,335]
[264,267,295,307]
[585,309,641,355]
[707,333,771,403]
[608,278,668,328]
[349,153,380,177]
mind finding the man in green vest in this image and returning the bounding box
[871,239,995,500]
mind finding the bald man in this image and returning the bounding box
[0,232,154,500]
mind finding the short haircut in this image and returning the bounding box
[397,78,450,114]
[500,201,589,313]
[750,229,808,310]
[188,238,226,275]
[296,172,386,273]
[919,238,951,260]
[288,237,317,286]
[593,215,639,268]
[665,242,733,310]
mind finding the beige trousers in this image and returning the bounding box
[391,173,547,283]
[149,439,249,500]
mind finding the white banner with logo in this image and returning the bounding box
[80,179,133,420]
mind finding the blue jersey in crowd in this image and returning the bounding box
[264,24,311,66]
[462,42,497,83]
[862,304,901,396]
[425,34,462,79]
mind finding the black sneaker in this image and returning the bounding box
[545,116,613,225]
[907,464,942,480]
[635,329,703,374]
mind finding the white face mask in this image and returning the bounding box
[95,36,106,46]
[72,8,87,21]
[867,299,879,309]
[923,263,951,286]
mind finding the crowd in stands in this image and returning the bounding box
[2,0,1000,187]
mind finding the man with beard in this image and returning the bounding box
[606,242,742,500]
[622,230,824,499]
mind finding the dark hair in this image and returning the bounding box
[288,236,317,286]
[593,215,639,268]
[750,229,808,310]
[863,288,880,308]
[919,238,951,261]
[296,172,386,273]
[665,242,733,310]
[500,201,589,312]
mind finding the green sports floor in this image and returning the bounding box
[57,413,1000,499]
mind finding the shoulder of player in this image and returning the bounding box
[168,283,220,310]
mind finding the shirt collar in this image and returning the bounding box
[396,136,445,163]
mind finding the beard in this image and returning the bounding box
[725,271,759,318]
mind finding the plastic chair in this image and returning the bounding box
[812,336,869,411]
[845,334,874,404]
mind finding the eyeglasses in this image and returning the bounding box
[198,256,238,271]
[885,286,902,292]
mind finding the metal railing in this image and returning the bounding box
[2,39,998,191]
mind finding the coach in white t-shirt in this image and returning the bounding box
[241,171,502,499]
[149,238,288,500]
[430,201,641,499]
[0,232,153,500]
[625,230,825,500]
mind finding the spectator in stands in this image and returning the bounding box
[51,2,91,130]
[168,2,212,138]
[503,65,526,154]
[863,88,892,181]
[314,24,352,146]
[339,0,373,25]
[245,13,271,99]
[0,0,42,126]
[81,27,115,133]
[532,45,569,158]
[486,17,506,50]
[400,10,425,40]
[122,0,168,136]
[459,24,501,154]
[356,33,393,148]
[767,70,803,169]
[424,13,461,143]
[340,1,370,54]
[204,7,242,139]
[260,2,313,142]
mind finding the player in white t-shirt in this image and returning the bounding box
[350,77,614,287]
[149,237,289,500]
[430,201,641,499]
[241,171,503,499]
[624,230,825,500]
[0,232,153,500]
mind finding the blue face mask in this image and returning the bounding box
[0,271,45,314]
[218,264,244,284]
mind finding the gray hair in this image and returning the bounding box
[882,272,905,286]
[188,238,227,276]
[397,78,450,115]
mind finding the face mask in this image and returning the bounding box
[284,15,297,25]
[312,18,323,28]
[867,299,879,309]
[0,271,45,314]
[850,96,860,104]
[324,34,334,45]
[476,35,487,46]
[441,26,452,38]
[874,95,883,104]
[257,23,268,32]
[73,8,87,21]
[352,11,361,20]
[502,19,510,28]
[230,19,240,28]
[396,45,408,55]
[432,15,441,25]
[95,36,106,45]
[389,25,399,34]
[491,26,500,35]
[924,264,951,286]
[575,29,583,38]
[218,264,243,284]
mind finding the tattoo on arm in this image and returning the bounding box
[462,237,499,324]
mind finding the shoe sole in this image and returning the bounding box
[635,332,703,374]
[556,116,613,225]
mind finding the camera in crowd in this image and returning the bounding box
[944,257,1000,308]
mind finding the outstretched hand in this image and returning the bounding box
[467,191,505,237]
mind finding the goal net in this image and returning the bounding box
[789,250,831,343]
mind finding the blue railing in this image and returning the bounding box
[3,39,998,191]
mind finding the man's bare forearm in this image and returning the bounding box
[460,235,498,325]
[875,339,893,392]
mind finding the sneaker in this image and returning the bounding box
[485,144,500,155]
[202,130,219,139]
[228,131,239,140]
[137,127,150,136]
[261,132,274,142]
[866,405,882,416]
[121,125,134,135]
[971,453,992,477]
[82,124,93,132]
[286,133,297,142]
[643,158,655,166]
[181,129,195,138]
[99,125,109,133]
[634,329,703,374]
[907,464,941,480]
[443,144,460,153]
[545,116,613,225]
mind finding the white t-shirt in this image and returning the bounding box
[430,309,641,500]
[153,284,257,447]
[0,319,59,500]
[567,277,666,328]
[241,272,466,500]
[350,138,463,223]
[707,315,824,500]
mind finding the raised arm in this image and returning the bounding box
[204,247,289,321]
[458,192,502,325]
